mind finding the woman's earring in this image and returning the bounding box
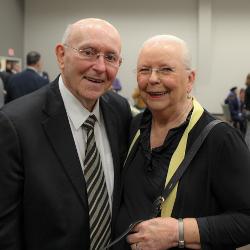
[187,92,191,99]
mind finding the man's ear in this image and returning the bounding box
[55,44,65,69]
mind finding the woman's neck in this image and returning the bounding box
[152,99,193,129]
[150,99,193,149]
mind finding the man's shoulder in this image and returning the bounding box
[10,69,38,79]
[8,71,22,80]
[193,110,238,141]
[101,90,130,108]
[100,91,132,124]
[23,69,42,80]
[7,70,30,84]
[103,90,128,102]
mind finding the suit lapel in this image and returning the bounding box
[100,95,119,170]
[42,81,88,208]
[100,95,120,212]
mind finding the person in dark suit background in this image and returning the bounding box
[224,86,247,135]
[0,18,132,250]
[5,51,49,102]
[0,61,18,92]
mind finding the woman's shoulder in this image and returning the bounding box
[196,110,244,142]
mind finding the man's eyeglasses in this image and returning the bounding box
[63,44,121,67]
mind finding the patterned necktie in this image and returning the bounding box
[82,115,111,250]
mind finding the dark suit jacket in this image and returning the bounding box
[6,68,49,102]
[0,78,132,250]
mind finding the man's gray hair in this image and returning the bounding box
[61,24,73,44]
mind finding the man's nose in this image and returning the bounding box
[92,54,106,72]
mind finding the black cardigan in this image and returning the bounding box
[115,109,250,250]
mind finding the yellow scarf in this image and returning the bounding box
[161,99,204,216]
[124,99,204,217]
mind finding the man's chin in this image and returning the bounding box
[86,90,105,100]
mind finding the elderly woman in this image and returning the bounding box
[114,35,250,250]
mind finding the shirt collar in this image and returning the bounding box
[59,75,101,130]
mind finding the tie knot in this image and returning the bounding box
[82,115,97,131]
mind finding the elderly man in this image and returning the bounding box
[0,18,132,250]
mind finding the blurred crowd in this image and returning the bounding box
[224,73,250,136]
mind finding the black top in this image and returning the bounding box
[114,109,250,250]
[117,109,188,223]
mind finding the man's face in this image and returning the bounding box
[56,21,121,111]
[137,42,194,113]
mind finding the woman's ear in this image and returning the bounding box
[187,70,195,93]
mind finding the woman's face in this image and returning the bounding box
[137,42,194,113]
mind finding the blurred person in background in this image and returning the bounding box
[112,77,122,93]
[225,86,247,135]
[132,87,146,111]
[5,51,49,102]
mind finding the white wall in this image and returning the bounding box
[0,0,24,59]
[195,0,250,112]
[24,0,250,113]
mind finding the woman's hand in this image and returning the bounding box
[127,217,179,250]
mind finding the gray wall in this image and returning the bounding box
[24,0,197,108]
[3,0,250,114]
[0,0,24,63]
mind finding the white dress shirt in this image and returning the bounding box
[59,76,114,208]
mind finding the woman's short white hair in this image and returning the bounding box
[140,34,192,69]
